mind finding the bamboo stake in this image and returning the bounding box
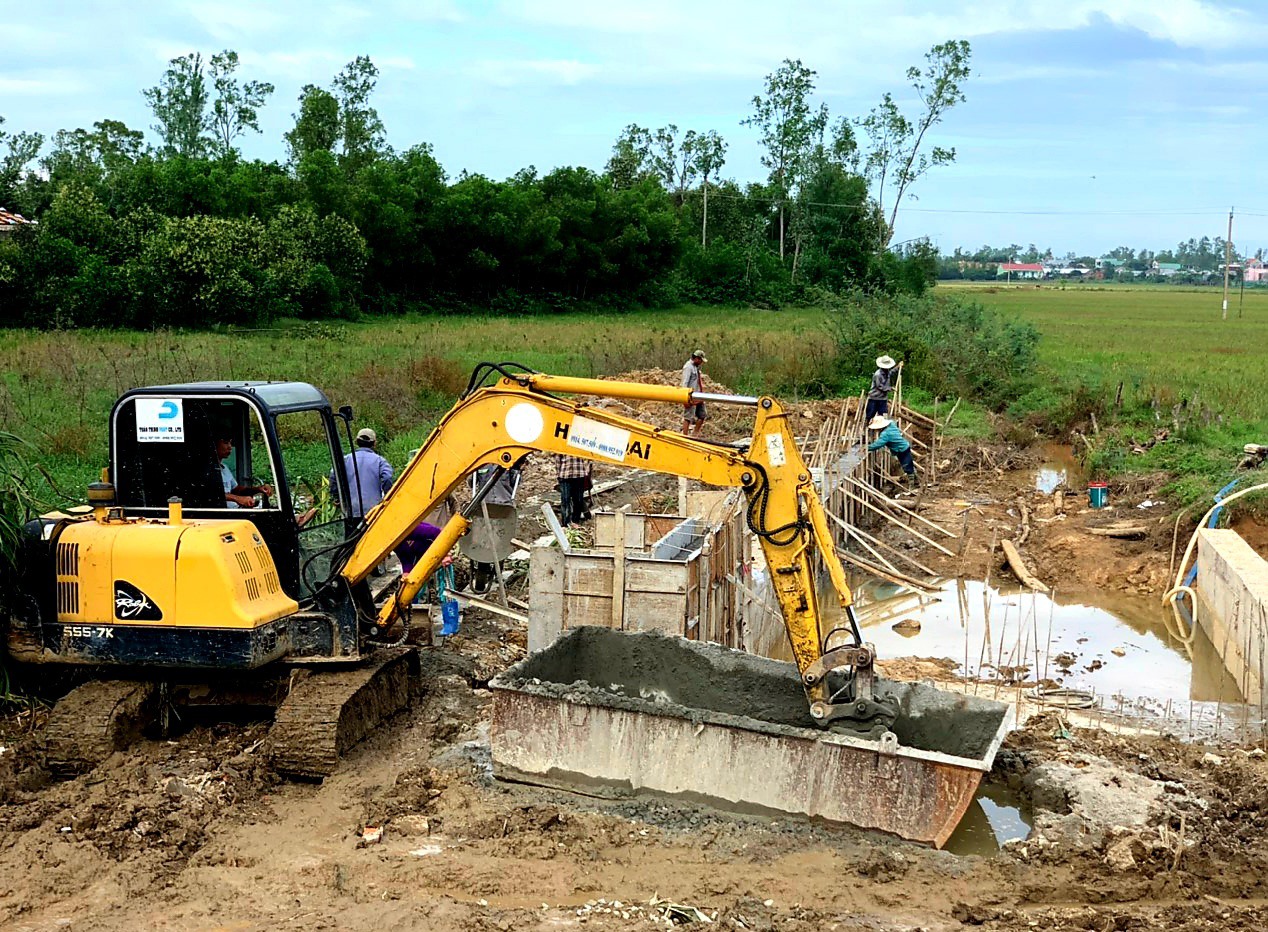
[840,485,957,557]
[845,475,957,538]
[823,507,939,579]
[843,523,904,577]
[834,548,941,593]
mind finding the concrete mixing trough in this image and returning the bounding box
[490,627,1014,847]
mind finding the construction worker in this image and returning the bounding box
[681,348,707,437]
[866,355,897,421]
[866,415,918,486]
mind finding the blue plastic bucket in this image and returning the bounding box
[440,598,461,635]
[1088,482,1108,509]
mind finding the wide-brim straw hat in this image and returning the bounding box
[867,415,891,430]
[876,355,896,369]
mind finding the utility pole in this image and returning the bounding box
[1222,206,1234,320]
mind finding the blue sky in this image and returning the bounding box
[4,0,1266,255]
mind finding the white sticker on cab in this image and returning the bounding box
[135,398,185,443]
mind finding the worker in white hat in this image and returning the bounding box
[866,414,918,486]
[866,354,898,422]
[681,348,709,437]
[331,426,395,519]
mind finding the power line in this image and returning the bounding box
[696,189,1241,217]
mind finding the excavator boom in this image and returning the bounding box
[336,365,889,729]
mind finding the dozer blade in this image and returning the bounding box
[43,679,159,777]
[267,647,421,779]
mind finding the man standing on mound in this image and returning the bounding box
[866,354,898,421]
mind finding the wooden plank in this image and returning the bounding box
[624,560,688,593]
[564,558,614,597]
[562,593,615,628]
[450,590,529,624]
[623,592,690,633]
[540,503,571,552]
[1000,539,1049,593]
[528,546,566,652]
[594,512,647,549]
[612,509,626,630]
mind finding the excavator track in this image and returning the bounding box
[43,679,160,777]
[267,647,421,779]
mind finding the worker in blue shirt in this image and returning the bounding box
[866,415,918,485]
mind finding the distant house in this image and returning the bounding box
[0,208,35,239]
[1151,261,1183,277]
[996,262,1045,280]
[1246,258,1268,283]
[1054,264,1092,278]
[1096,257,1125,270]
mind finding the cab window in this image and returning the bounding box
[114,397,278,511]
[273,408,346,596]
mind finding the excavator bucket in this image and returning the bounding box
[489,627,1013,848]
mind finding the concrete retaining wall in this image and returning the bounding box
[1195,528,1268,705]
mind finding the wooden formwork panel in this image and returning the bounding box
[528,496,747,653]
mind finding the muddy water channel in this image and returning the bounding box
[851,578,1243,710]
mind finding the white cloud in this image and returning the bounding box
[0,73,87,97]
[473,58,600,87]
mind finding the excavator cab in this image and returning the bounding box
[110,382,354,600]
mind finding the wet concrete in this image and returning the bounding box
[491,627,1015,846]
[498,626,1011,762]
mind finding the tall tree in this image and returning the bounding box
[648,124,699,203]
[143,52,212,157]
[688,130,726,247]
[0,116,43,205]
[332,55,386,174]
[742,59,826,261]
[857,40,971,244]
[605,124,652,189]
[208,50,275,158]
[285,85,341,163]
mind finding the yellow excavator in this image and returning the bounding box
[6,363,892,777]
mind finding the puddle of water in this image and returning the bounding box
[1035,466,1066,495]
[846,578,1244,712]
[943,783,1031,856]
[1035,440,1084,494]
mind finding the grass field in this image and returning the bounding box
[943,282,1268,498]
[945,282,1268,422]
[0,307,838,498]
[3,284,1266,505]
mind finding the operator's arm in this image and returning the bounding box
[379,456,394,494]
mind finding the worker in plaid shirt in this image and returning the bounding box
[556,455,592,527]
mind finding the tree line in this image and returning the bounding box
[940,236,1260,281]
[0,43,970,329]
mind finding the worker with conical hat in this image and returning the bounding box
[866,414,918,486]
[865,354,898,422]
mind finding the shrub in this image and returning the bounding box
[824,289,1039,408]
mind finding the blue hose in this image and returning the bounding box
[1182,478,1241,587]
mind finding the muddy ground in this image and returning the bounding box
[3,436,1266,931]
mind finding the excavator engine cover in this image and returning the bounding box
[16,515,298,668]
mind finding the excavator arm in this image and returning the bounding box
[336,365,891,729]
